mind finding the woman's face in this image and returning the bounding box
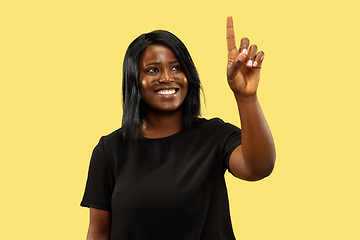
[139,44,188,113]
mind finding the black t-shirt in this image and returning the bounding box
[81,118,241,240]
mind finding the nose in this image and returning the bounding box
[158,70,174,84]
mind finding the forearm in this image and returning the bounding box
[235,93,276,178]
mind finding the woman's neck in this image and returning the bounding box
[142,108,183,139]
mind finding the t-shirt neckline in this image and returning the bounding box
[140,129,183,140]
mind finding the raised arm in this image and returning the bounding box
[226,16,276,181]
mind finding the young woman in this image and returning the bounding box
[81,16,275,240]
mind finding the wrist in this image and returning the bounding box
[234,92,258,104]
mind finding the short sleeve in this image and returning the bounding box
[213,118,241,175]
[80,137,113,211]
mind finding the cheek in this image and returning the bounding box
[140,78,151,94]
[183,78,188,96]
[139,81,146,93]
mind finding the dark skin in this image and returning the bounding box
[138,44,188,139]
[226,16,276,181]
[86,209,111,240]
[85,16,275,239]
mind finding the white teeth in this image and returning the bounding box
[156,89,176,95]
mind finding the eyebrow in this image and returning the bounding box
[144,60,179,67]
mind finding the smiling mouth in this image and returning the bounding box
[155,88,179,95]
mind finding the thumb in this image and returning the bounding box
[227,52,246,80]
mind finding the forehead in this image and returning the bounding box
[140,44,177,63]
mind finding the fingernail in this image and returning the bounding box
[247,60,253,67]
[253,61,259,67]
[238,53,245,62]
[242,49,248,55]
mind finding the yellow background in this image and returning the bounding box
[1,0,359,239]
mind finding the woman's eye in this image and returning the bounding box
[147,68,158,73]
[171,65,181,71]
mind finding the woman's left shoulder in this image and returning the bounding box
[194,117,223,124]
[202,118,241,135]
[197,117,236,127]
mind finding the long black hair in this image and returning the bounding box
[121,30,202,139]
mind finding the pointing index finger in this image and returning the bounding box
[227,16,237,52]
